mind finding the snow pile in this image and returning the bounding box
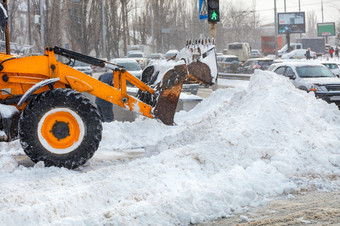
[0,70,340,225]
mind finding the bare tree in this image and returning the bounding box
[306,11,317,37]
[6,1,21,43]
[65,0,99,55]
[106,0,122,59]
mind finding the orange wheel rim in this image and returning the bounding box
[38,108,84,154]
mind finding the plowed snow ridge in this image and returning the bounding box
[0,70,339,225]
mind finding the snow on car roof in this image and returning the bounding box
[217,55,238,58]
[271,61,324,67]
[165,49,179,54]
[110,58,138,63]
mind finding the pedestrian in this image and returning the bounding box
[305,48,311,60]
[329,47,335,58]
[95,72,114,122]
[335,46,339,58]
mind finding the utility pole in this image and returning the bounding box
[321,0,327,44]
[321,0,324,22]
[27,0,32,47]
[150,1,154,52]
[284,0,286,12]
[284,0,291,53]
[102,0,106,58]
[274,0,278,57]
[40,0,45,51]
[299,0,301,39]
[3,0,10,54]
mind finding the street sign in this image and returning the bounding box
[199,0,208,20]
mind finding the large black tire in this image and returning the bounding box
[19,88,102,169]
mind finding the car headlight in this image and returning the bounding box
[309,83,326,92]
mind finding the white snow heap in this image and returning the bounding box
[0,104,19,119]
[0,70,339,225]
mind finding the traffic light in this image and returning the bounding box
[207,0,220,23]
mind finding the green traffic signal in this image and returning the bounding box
[211,11,218,21]
[207,0,219,22]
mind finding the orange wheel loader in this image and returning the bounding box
[0,1,217,169]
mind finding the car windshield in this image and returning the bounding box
[243,61,254,67]
[148,54,161,59]
[127,53,143,58]
[73,61,90,67]
[114,61,141,71]
[228,44,242,50]
[217,57,223,62]
[258,60,273,66]
[323,64,338,69]
[165,52,177,57]
[224,57,239,62]
[296,65,335,78]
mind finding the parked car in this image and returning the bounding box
[249,49,262,58]
[126,51,147,69]
[321,62,340,78]
[164,49,179,60]
[216,55,241,73]
[72,60,93,76]
[91,58,108,73]
[146,53,163,65]
[269,62,340,106]
[240,58,274,74]
[109,58,143,81]
[278,43,303,57]
[281,49,316,59]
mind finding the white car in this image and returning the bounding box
[249,49,262,58]
[91,58,108,73]
[216,55,241,73]
[109,58,143,80]
[269,62,340,106]
[72,61,93,76]
[164,49,179,60]
[321,62,340,78]
[281,49,316,59]
[126,51,147,69]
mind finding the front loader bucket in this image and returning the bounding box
[187,61,214,85]
[137,38,218,125]
[153,64,187,125]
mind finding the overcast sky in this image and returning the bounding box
[253,0,340,25]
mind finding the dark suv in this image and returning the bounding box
[241,58,274,74]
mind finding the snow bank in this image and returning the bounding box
[0,70,339,225]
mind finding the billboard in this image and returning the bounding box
[317,22,336,37]
[278,12,305,34]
